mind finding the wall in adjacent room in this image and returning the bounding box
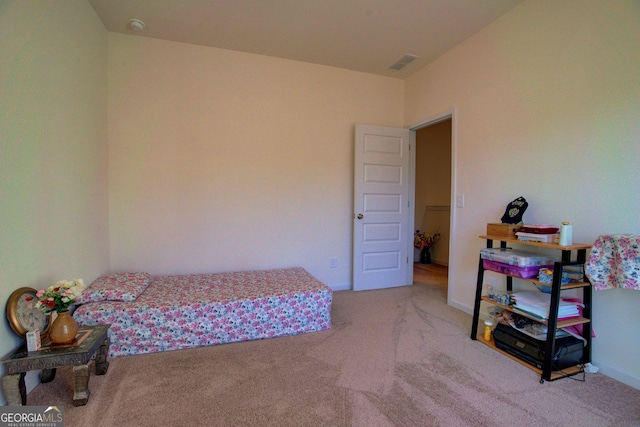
[0,0,109,402]
[404,0,640,388]
[414,120,452,265]
[106,34,404,288]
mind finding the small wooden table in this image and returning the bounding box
[1,324,110,406]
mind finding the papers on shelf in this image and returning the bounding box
[508,321,570,341]
[511,291,581,321]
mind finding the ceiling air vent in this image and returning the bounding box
[388,54,419,71]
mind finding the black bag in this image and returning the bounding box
[501,196,528,224]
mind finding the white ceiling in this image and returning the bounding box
[88,0,525,79]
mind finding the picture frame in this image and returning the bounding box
[6,287,50,338]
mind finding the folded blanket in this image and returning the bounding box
[586,234,640,290]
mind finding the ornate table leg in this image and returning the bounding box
[95,337,110,375]
[72,363,91,406]
[2,372,26,406]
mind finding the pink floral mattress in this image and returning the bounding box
[73,268,333,357]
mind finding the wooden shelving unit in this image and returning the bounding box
[471,235,592,383]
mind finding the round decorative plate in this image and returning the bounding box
[6,287,50,338]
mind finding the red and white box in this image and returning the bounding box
[26,329,41,352]
[515,231,557,243]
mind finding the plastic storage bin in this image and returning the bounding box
[483,259,554,279]
[538,267,570,293]
[538,268,570,285]
[480,248,553,267]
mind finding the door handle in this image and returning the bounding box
[356,213,364,220]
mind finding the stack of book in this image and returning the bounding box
[511,291,581,321]
[515,224,559,243]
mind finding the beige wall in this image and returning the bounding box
[2,0,638,396]
[405,0,640,388]
[0,0,109,399]
[107,34,404,287]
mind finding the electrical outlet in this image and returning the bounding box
[329,257,337,268]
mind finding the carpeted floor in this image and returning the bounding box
[26,264,640,426]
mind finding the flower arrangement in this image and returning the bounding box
[414,230,440,250]
[30,279,86,314]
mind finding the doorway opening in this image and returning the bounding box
[413,263,448,301]
[411,115,453,295]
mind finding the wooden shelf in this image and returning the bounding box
[479,235,591,251]
[529,279,591,289]
[472,234,593,383]
[480,297,590,328]
[475,331,584,381]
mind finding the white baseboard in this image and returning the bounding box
[448,298,472,315]
[330,283,351,291]
[592,359,640,390]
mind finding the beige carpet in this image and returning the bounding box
[26,264,640,426]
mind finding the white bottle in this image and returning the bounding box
[559,222,573,246]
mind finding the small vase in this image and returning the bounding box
[420,247,432,264]
[49,311,78,345]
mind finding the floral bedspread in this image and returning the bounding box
[74,268,333,357]
[585,234,640,290]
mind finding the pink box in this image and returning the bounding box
[483,259,553,279]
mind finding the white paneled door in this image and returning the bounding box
[353,124,412,291]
